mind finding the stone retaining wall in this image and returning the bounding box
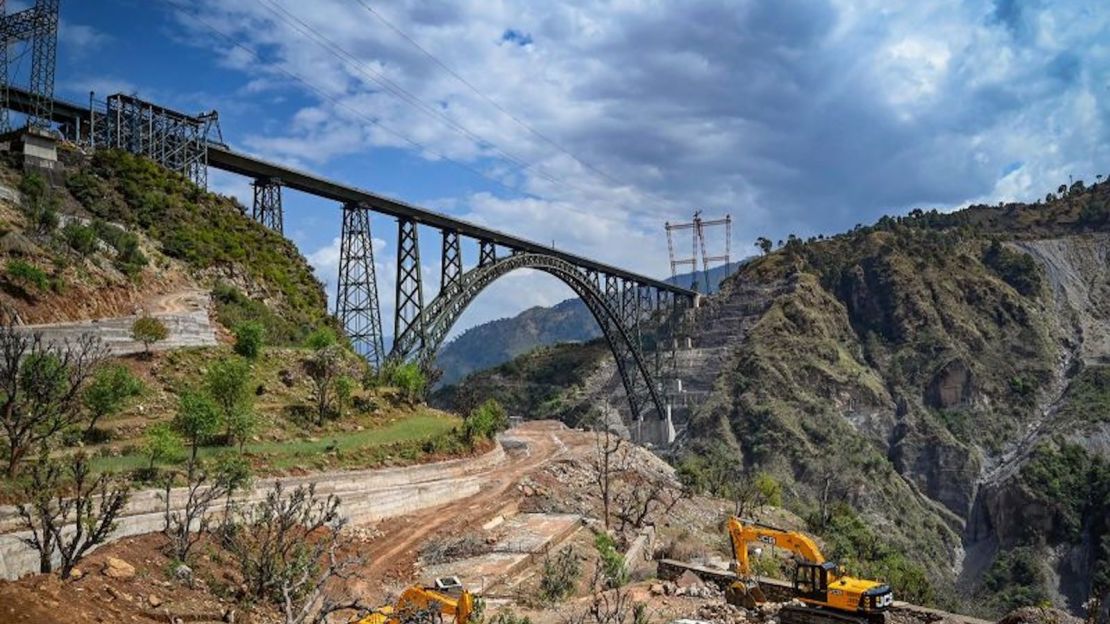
[0,442,507,580]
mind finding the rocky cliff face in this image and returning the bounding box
[441,181,1110,617]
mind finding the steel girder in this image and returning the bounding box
[390,252,672,424]
[251,177,283,233]
[336,202,386,369]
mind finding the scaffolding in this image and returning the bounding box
[101,93,222,189]
[664,211,731,293]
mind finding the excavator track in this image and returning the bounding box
[778,605,886,624]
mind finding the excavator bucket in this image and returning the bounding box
[725,581,766,609]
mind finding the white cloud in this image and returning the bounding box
[168,0,1110,336]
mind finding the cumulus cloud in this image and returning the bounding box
[170,0,1109,331]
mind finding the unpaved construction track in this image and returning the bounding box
[344,421,580,600]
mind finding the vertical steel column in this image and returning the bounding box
[604,275,621,317]
[478,240,497,267]
[251,178,283,233]
[27,0,57,130]
[0,0,8,134]
[394,218,426,354]
[336,202,386,369]
[440,230,462,294]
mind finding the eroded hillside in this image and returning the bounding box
[441,180,1110,617]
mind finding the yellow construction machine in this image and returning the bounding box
[354,577,475,624]
[726,518,893,624]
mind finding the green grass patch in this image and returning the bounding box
[90,411,460,475]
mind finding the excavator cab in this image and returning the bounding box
[793,561,838,603]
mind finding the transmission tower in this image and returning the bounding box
[0,0,59,133]
[664,212,731,293]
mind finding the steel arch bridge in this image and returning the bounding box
[391,250,684,430]
[1,31,700,444]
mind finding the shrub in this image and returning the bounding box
[594,532,628,589]
[233,321,265,359]
[388,362,427,404]
[539,546,580,605]
[62,221,98,256]
[91,220,147,276]
[142,422,184,470]
[983,240,1041,296]
[131,315,168,355]
[304,326,338,351]
[464,399,508,444]
[82,363,144,439]
[6,259,48,292]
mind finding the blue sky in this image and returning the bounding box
[30,0,1110,335]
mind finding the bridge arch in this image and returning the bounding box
[390,253,669,431]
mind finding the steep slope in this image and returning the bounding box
[440,179,1110,616]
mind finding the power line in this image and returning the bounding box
[352,0,681,212]
[162,1,658,237]
[163,0,542,201]
[252,0,603,195]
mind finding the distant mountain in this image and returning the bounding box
[433,262,744,386]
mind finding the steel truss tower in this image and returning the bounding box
[665,211,732,293]
[252,177,283,233]
[0,0,59,132]
[394,218,426,355]
[335,202,386,368]
[104,93,221,189]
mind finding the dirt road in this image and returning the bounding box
[346,420,580,599]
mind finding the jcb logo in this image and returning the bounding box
[757,535,776,545]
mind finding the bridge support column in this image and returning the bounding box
[441,230,462,294]
[336,202,386,369]
[478,240,496,267]
[394,218,426,355]
[251,177,283,233]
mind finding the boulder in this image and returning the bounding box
[102,557,136,580]
[675,569,703,589]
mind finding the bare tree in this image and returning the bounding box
[612,472,685,534]
[591,426,629,531]
[18,451,130,578]
[302,346,342,425]
[562,565,650,624]
[162,457,250,562]
[226,481,368,624]
[0,323,106,476]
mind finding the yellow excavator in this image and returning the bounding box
[353,577,475,624]
[726,518,893,624]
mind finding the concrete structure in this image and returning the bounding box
[0,441,507,580]
[423,512,583,594]
[16,308,218,356]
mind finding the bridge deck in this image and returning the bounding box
[3,86,695,297]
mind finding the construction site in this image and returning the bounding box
[0,2,1108,624]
